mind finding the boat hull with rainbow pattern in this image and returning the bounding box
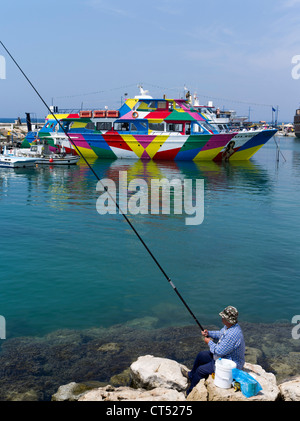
[22,97,277,161]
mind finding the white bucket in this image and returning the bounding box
[214,358,237,389]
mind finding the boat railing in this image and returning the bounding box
[56,108,83,114]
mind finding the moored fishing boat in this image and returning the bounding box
[17,143,80,165]
[0,146,38,168]
[22,89,277,161]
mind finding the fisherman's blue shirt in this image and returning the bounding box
[208,323,245,369]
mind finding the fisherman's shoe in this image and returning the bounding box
[181,367,190,379]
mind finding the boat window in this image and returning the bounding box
[202,122,214,132]
[149,123,165,131]
[148,101,156,110]
[192,122,204,133]
[114,122,130,131]
[85,122,96,130]
[167,123,183,132]
[60,121,71,132]
[130,121,148,132]
[136,101,148,111]
[96,122,113,131]
[157,101,167,110]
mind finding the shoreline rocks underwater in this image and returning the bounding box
[0,317,299,401]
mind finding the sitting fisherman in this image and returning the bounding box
[183,305,245,395]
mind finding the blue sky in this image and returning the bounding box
[1,0,300,121]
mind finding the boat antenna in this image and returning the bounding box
[0,40,205,332]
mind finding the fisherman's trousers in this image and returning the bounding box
[187,351,215,395]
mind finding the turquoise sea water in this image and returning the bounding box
[0,136,300,340]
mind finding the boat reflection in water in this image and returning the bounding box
[0,156,271,217]
[98,158,271,193]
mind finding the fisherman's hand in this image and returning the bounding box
[201,329,209,337]
[204,337,211,344]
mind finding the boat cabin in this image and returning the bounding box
[39,97,219,137]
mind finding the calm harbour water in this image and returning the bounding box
[0,135,300,340]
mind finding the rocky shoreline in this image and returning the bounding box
[0,317,299,401]
[52,355,300,401]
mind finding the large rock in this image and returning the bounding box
[52,381,105,401]
[279,378,300,401]
[186,379,207,401]
[130,355,189,392]
[187,363,280,401]
[78,385,185,401]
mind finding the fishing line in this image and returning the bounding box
[0,40,204,332]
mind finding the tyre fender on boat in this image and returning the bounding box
[132,111,139,118]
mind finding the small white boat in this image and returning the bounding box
[17,144,80,165]
[0,147,38,168]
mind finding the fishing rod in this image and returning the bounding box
[0,40,205,332]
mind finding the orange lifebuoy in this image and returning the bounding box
[132,111,138,118]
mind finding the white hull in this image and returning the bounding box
[17,146,80,165]
[0,156,37,168]
[35,156,80,165]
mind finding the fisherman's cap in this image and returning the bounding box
[219,306,238,324]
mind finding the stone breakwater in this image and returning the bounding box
[52,355,300,401]
[0,318,299,401]
[0,123,28,146]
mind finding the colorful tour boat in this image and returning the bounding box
[22,91,277,161]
